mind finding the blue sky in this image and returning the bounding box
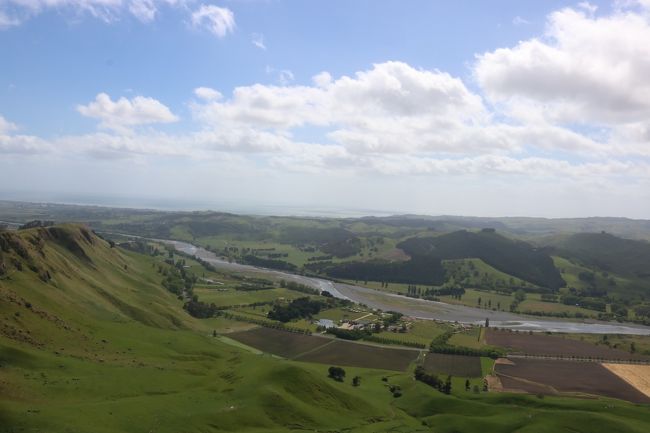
[1,0,650,217]
[3,0,557,134]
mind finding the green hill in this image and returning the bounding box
[552,232,650,279]
[2,224,650,432]
[399,230,565,290]
[0,225,392,432]
[324,230,565,290]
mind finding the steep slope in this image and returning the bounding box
[0,224,191,344]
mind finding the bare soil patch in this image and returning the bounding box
[485,374,504,392]
[228,327,331,359]
[422,353,482,377]
[487,329,648,360]
[295,340,419,371]
[495,358,650,404]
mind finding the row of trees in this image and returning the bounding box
[217,311,312,334]
[267,297,324,322]
[427,330,504,358]
[278,279,320,295]
[414,366,452,394]
[362,335,425,349]
[429,343,503,359]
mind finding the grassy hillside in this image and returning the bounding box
[0,225,400,432]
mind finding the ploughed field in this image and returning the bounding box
[227,327,331,359]
[487,329,649,360]
[422,353,482,377]
[296,340,418,371]
[495,358,650,404]
[228,327,419,371]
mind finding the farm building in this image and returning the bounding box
[315,318,336,329]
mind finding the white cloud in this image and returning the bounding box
[577,2,598,15]
[0,116,51,154]
[251,33,266,50]
[193,61,500,155]
[191,4,235,38]
[476,5,650,127]
[312,71,332,88]
[128,0,158,23]
[194,87,223,101]
[0,0,190,28]
[0,134,51,155]
[0,115,18,134]
[278,69,294,86]
[512,16,530,26]
[77,93,178,132]
[0,9,21,28]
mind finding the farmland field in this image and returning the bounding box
[195,286,307,307]
[422,353,482,377]
[448,326,485,349]
[228,327,332,358]
[486,329,649,360]
[495,358,650,403]
[295,340,420,371]
[603,364,650,397]
[373,319,452,346]
[564,333,650,356]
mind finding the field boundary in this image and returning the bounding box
[508,354,650,364]
[496,372,559,395]
[291,339,336,360]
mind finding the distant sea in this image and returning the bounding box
[0,191,397,218]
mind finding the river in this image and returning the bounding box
[168,240,650,335]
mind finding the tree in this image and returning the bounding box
[328,366,346,382]
[352,376,361,387]
[465,379,471,391]
[514,289,526,302]
[485,318,490,328]
[443,375,452,394]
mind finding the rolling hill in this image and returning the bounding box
[324,230,565,290]
[551,232,650,279]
